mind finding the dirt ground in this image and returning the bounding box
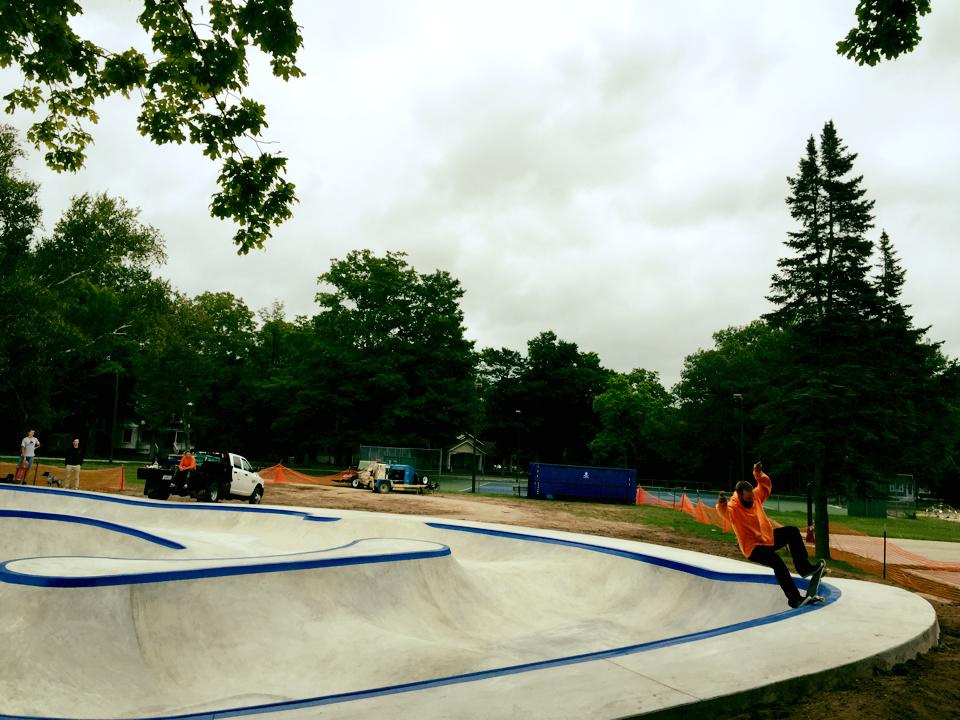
[121,482,960,720]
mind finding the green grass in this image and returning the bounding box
[532,501,738,545]
[766,509,959,543]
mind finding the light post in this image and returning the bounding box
[184,401,194,450]
[109,367,119,463]
[514,409,522,487]
[733,393,744,485]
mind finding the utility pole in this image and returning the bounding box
[109,366,119,463]
[471,383,480,494]
[733,394,744,484]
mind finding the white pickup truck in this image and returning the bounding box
[139,450,265,503]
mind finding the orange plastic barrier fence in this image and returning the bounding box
[826,528,960,602]
[0,461,125,492]
[635,485,960,601]
[635,487,732,532]
[259,464,354,486]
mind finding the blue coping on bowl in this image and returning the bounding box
[0,536,451,589]
[0,484,339,521]
[0,516,840,720]
[0,509,186,549]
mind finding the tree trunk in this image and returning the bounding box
[814,456,831,560]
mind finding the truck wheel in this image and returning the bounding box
[202,482,220,503]
[147,490,170,501]
[249,485,263,504]
[351,477,359,489]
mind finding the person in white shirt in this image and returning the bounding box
[19,430,41,469]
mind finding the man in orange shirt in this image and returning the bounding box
[178,449,197,473]
[717,462,824,609]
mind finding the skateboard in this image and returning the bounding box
[804,561,826,601]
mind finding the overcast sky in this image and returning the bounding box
[5,1,959,387]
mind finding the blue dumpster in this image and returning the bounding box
[528,463,636,503]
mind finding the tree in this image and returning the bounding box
[243,303,318,461]
[32,192,170,454]
[514,331,610,465]
[864,230,956,496]
[0,125,43,436]
[765,121,881,557]
[312,250,476,457]
[761,122,949,558]
[132,290,258,455]
[837,0,932,66]
[0,1,303,252]
[590,369,672,474]
[874,230,908,323]
[477,347,526,468]
[674,321,788,486]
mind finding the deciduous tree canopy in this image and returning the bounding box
[0,1,303,253]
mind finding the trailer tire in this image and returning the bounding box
[377,481,391,494]
[351,477,359,489]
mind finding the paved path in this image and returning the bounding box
[893,538,960,564]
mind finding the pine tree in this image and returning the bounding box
[764,121,879,559]
[874,230,908,323]
[865,230,950,485]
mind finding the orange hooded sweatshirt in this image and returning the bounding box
[716,466,775,558]
[178,453,196,472]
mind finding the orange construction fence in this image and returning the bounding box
[636,487,732,532]
[258,464,355,486]
[635,486,960,602]
[0,461,125,492]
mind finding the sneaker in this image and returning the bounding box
[803,559,826,578]
[790,595,818,609]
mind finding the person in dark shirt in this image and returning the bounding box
[64,438,84,490]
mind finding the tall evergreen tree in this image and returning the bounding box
[874,230,908,323]
[765,121,878,558]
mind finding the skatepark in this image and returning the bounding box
[0,485,940,720]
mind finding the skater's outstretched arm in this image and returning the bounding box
[715,491,729,519]
[752,462,771,504]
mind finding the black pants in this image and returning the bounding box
[749,526,815,604]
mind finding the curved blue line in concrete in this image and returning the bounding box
[0,510,185,549]
[0,518,841,720]
[0,484,339,522]
[426,522,818,588]
[0,543,451,588]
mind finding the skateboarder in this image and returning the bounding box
[717,462,825,608]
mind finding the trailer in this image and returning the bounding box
[372,464,438,494]
[528,463,636,503]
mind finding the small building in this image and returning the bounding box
[446,434,490,474]
[118,421,152,454]
[888,474,915,501]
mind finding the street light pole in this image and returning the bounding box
[471,433,476,494]
[185,401,193,450]
[733,393,744,485]
[471,383,480,494]
[109,368,119,463]
[514,409,522,488]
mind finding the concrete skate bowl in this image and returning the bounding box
[0,486,939,720]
